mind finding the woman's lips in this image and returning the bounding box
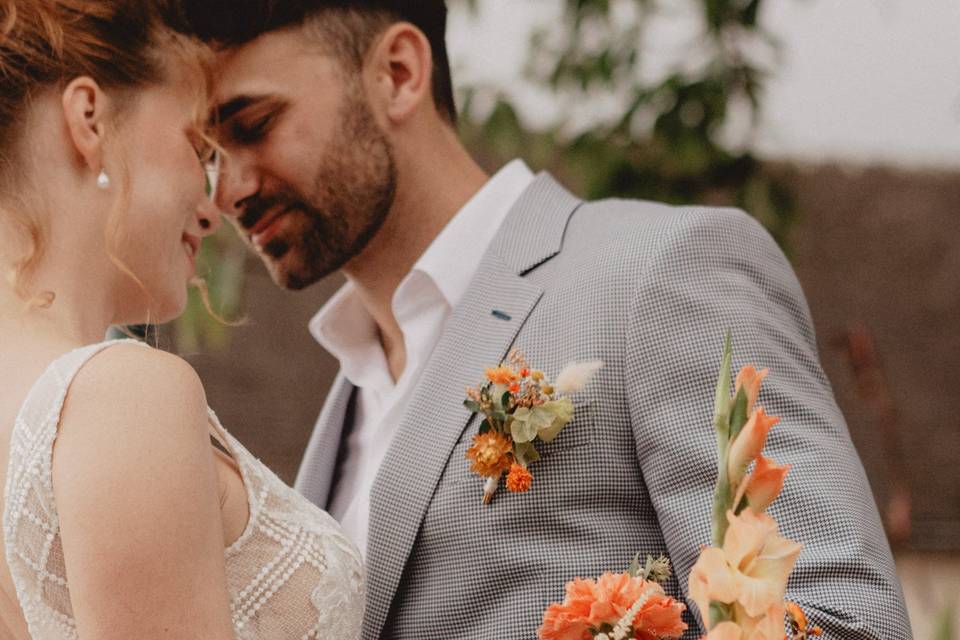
[182,233,200,267]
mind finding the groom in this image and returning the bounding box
[180,2,910,638]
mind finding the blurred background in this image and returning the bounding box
[160,1,960,637]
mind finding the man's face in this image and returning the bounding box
[210,28,397,290]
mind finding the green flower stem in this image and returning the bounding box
[712,439,732,547]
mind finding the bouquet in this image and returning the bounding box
[537,334,823,640]
[538,556,688,640]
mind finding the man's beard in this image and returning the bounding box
[240,92,397,290]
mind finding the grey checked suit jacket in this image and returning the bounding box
[295,174,911,639]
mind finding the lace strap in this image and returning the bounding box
[3,338,149,639]
[4,338,150,525]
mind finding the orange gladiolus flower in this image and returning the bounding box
[701,603,787,640]
[486,365,519,385]
[466,431,513,477]
[689,510,801,625]
[734,365,768,416]
[538,573,686,640]
[734,455,791,514]
[506,463,533,492]
[703,622,746,640]
[727,407,780,487]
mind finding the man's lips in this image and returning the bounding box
[249,206,293,248]
[246,205,290,237]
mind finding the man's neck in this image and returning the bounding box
[342,133,488,382]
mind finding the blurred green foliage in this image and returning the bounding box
[174,223,247,352]
[455,0,796,246]
[932,605,955,640]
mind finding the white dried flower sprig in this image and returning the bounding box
[593,585,659,640]
[553,361,604,395]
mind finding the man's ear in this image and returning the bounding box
[61,76,112,173]
[368,22,434,125]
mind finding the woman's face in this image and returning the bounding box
[108,75,221,325]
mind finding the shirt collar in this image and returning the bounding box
[411,159,534,309]
[309,280,394,391]
[309,159,535,388]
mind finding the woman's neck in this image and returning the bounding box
[0,264,116,348]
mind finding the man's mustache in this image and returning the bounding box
[238,192,305,231]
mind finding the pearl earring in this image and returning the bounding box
[96,170,110,190]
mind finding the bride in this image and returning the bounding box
[0,1,363,638]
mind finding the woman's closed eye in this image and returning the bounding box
[193,141,215,163]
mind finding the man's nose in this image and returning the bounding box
[214,151,260,218]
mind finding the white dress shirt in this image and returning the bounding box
[309,160,535,555]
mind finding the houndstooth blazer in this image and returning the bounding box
[295,173,911,639]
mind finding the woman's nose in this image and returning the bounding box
[197,199,222,237]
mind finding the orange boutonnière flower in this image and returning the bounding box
[506,463,533,493]
[466,431,514,478]
[486,365,519,385]
[465,348,602,504]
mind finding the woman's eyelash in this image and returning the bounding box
[194,143,213,161]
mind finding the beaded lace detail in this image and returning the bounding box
[3,341,365,639]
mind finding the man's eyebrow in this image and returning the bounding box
[213,94,271,124]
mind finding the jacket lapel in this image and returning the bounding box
[363,173,582,639]
[294,372,355,509]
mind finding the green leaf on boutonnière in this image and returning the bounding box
[513,441,540,466]
[511,406,556,443]
[510,407,538,443]
[728,386,749,441]
[464,400,481,413]
[536,398,575,443]
[627,553,643,578]
[501,391,513,412]
[478,419,492,435]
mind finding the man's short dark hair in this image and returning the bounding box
[175,1,456,123]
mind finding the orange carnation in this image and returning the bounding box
[466,431,513,477]
[538,573,687,640]
[486,365,519,385]
[506,463,533,493]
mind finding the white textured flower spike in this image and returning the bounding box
[553,361,603,395]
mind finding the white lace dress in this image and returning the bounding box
[3,340,365,639]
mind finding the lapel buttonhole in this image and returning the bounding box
[491,309,512,321]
